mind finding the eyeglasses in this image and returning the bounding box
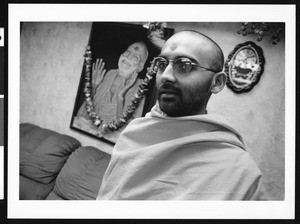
[152,57,219,75]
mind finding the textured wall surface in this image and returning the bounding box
[20,22,114,154]
[20,22,285,200]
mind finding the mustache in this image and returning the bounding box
[157,82,181,95]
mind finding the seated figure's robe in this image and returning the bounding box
[74,69,145,141]
[97,105,262,200]
[77,69,144,123]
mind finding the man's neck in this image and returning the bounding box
[156,104,208,117]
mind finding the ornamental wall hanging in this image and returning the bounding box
[70,22,174,144]
[224,41,265,93]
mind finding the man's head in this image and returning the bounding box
[155,30,227,117]
[118,41,149,79]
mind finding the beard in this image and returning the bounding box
[157,82,210,117]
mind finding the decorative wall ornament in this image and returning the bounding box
[225,41,265,93]
[237,22,284,45]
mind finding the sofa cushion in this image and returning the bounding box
[20,123,81,184]
[53,146,111,200]
[19,175,55,200]
[45,191,64,200]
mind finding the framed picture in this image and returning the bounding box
[70,22,174,144]
[224,41,265,93]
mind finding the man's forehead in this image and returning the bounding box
[161,33,215,58]
[169,42,178,51]
[164,33,205,49]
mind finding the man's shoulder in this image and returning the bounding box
[210,145,262,177]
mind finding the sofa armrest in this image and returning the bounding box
[20,123,81,184]
[19,175,55,200]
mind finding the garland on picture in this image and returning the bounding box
[83,46,156,135]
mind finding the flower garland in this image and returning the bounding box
[143,22,167,37]
[83,45,156,135]
[143,22,168,49]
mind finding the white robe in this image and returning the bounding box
[97,105,262,200]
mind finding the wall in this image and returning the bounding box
[20,22,285,200]
[20,22,114,154]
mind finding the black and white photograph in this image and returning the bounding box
[6,3,296,220]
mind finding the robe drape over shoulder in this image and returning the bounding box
[74,69,145,141]
[97,105,262,200]
[77,69,144,123]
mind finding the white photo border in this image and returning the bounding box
[8,4,295,219]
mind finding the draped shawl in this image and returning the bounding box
[97,105,262,200]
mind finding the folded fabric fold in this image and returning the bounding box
[97,105,262,200]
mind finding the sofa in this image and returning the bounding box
[19,123,111,200]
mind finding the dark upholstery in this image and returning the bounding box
[20,123,81,184]
[51,146,111,200]
[19,123,111,200]
[19,175,55,200]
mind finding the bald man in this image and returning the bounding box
[97,31,262,200]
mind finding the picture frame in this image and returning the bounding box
[224,41,265,93]
[70,22,174,144]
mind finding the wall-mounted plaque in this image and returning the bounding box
[224,41,265,93]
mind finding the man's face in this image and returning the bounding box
[118,42,148,78]
[156,33,215,117]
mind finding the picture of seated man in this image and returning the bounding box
[73,41,149,140]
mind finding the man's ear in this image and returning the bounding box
[210,71,227,94]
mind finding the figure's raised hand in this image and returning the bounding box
[92,58,106,92]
